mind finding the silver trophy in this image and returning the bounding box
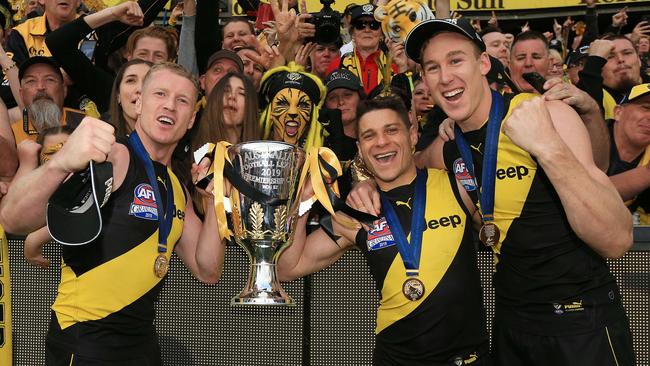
[227,141,305,306]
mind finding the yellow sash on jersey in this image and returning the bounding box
[52,168,186,330]
[490,93,538,261]
[0,225,12,366]
[376,169,466,334]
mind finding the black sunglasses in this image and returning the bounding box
[353,21,380,31]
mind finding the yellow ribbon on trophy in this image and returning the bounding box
[197,142,360,241]
[297,147,361,229]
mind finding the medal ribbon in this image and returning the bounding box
[379,169,427,277]
[453,89,504,225]
[129,132,174,254]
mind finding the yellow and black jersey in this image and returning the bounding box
[355,169,487,365]
[46,140,187,361]
[443,93,621,336]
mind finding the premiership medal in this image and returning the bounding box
[402,277,425,301]
[479,222,500,247]
[129,132,174,280]
[380,170,427,303]
[154,253,169,278]
[454,90,505,248]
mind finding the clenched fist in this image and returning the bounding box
[50,117,115,173]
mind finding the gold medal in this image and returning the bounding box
[479,222,500,247]
[402,277,425,301]
[153,254,169,278]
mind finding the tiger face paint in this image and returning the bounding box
[269,87,313,145]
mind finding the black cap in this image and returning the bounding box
[19,56,63,80]
[259,69,324,110]
[620,83,650,104]
[46,161,113,246]
[486,55,517,92]
[350,3,376,23]
[205,49,244,74]
[325,69,363,94]
[405,18,486,64]
[565,45,590,67]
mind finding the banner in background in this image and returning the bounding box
[0,226,12,366]
[232,0,643,16]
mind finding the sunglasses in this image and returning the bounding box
[353,21,380,31]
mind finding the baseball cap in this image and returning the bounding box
[324,69,363,94]
[565,45,590,67]
[46,161,114,246]
[350,3,376,23]
[405,17,486,64]
[620,83,650,104]
[205,49,244,74]
[19,56,63,80]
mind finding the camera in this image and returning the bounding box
[306,0,341,45]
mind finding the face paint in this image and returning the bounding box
[269,87,313,145]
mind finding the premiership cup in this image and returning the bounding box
[227,141,305,306]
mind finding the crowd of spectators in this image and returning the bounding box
[0,0,648,363]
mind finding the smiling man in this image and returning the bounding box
[278,96,491,365]
[402,17,635,365]
[0,63,225,365]
[10,57,85,144]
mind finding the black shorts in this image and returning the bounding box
[45,338,162,366]
[492,317,635,366]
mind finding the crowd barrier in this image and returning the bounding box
[7,231,649,365]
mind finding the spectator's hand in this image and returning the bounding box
[612,6,628,28]
[631,21,650,44]
[109,1,144,26]
[438,118,456,142]
[271,0,298,43]
[553,18,562,36]
[543,31,554,41]
[585,0,596,8]
[521,21,530,33]
[502,97,559,158]
[346,179,380,217]
[296,0,315,41]
[50,117,115,174]
[17,140,42,164]
[244,44,286,70]
[294,42,315,68]
[543,78,598,116]
[24,232,50,269]
[171,2,184,21]
[563,16,574,30]
[589,39,615,59]
[487,11,498,28]
[386,39,409,73]
[470,19,481,32]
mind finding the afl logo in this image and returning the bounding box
[129,183,159,220]
[453,158,477,192]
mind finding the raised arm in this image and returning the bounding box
[46,2,144,112]
[177,0,199,75]
[502,97,632,259]
[0,118,117,234]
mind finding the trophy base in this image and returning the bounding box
[230,292,295,306]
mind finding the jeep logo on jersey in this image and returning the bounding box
[453,158,477,191]
[129,183,158,220]
[367,217,396,251]
[496,165,529,180]
[427,215,462,230]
